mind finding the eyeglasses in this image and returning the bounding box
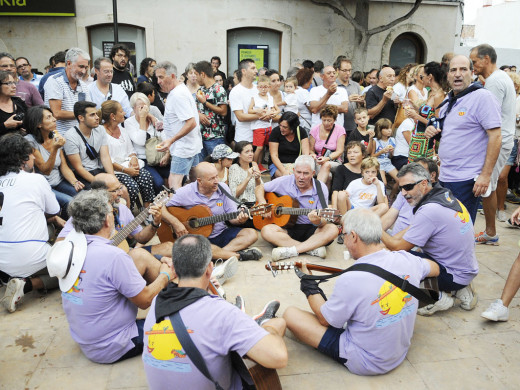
[16,63,29,69]
[339,68,352,73]
[398,180,424,192]
[1,81,16,86]
[108,185,124,193]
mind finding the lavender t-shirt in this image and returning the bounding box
[166,182,237,238]
[143,295,268,390]
[321,250,431,375]
[263,175,329,225]
[438,87,501,182]
[62,235,146,363]
[58,203,142,239]
[403,201,478,285]
[391,193,413,235]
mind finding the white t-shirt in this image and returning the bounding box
[346,177,386,209]
[308,85,349,128]
[106,126,138,165]
[163,83,202,158]
[485,69,516,147]
[124,116,166,159]
[295,87,312,128]
[251,93,274,130]
[0,171,60,277]
[283,93,299,114]
[229,83,258,142]
[392,82,407,102]
[394,118,415,158]
[88,82,132,117]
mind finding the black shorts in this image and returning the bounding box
[286,224,335,246]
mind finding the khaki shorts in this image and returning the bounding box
[488,143,513,193]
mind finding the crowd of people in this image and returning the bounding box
[1,42,520,385]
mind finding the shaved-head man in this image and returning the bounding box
[365,66,397,125]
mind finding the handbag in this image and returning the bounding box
[392,90,409,131]
[408,104,436,163]
[145,127,165,166]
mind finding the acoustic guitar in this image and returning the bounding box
[111,190,170,252]
[208,281,282,390]
[157,204,272,243]
[252,192,341,230]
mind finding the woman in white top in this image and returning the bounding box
[100,100,155,209]
[205,144,238,184]
[407,64,429,108]
[393,64,415,103]
[295,68,314,133]
[228,141,262,205]
[125,92,170,192]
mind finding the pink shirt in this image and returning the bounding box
[310,123,346,156]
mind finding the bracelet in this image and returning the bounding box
[151,221,161,229]
[160,271,170,282]
[312,219,325,227]
[121,167,125,173]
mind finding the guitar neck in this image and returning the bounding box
[194,210,241,227]
[111,208,149,246]
[278,207,315,216]
[293,261,343,274]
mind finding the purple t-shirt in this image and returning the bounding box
[58,203,142,239]
[310,123,346,156]
[438,87,502,182]
[62,235,146,363]
[403,201,478,285]
[321,249,431,375]
[166,182,237,238]
[15,79,44,107]
[263,175,329,225]
[143,295,268,390]
[391,193,413,235]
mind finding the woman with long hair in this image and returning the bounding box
[0,71,27,135]
[228,141,262,204]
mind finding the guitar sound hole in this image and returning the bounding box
[188,218,198,229]
[275,206,282,217]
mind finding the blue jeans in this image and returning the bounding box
[439,179,478,225]
[143,161,169,193]
[198,137,226,161]
[52,180,77,217]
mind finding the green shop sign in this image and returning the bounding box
[0,0,75,16]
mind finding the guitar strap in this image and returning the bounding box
[313,178,327,210]
[217,184,243,206]
[298,263,438,306]
[169,312,225,390]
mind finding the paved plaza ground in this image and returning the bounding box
[1,210,520,390]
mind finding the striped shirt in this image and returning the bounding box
[44,70,91,135]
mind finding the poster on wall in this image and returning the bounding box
[238,44,269,70]
[0,0,75,16]
[102,41,137,76]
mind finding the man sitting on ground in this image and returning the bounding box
[142,234,288,390]
[256,155,339,261]
[382,163,479,315]
[161,161,262,262]
[47,189,174,363]
[283,209,439,375]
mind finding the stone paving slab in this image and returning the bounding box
[1,211,520,390]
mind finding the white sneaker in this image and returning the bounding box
[417,292,454,316]
[271,246,298,262]
[481,299,509,322]
[497,210,507,222]
[455,283,478,310]
[1,278,25,313]
[305,246,327,258]
[212,256,239,286]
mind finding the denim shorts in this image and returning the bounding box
[506,138,518,166]
[170,154,200,175]
[317,326,347,365]
[209,226,242,248]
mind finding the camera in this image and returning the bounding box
[13,113,24,121]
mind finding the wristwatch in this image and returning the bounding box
[151,221,161,229]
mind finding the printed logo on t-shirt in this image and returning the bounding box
[371,277,415,328]
[454,200,471,234]
[61,269,86,305]
[308,198,315,205]
[216,200,223,207]
[458,107,468,116]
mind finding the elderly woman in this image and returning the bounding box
[25,105,84,216]
[0,71,27,135]
[125,92,169,192]
[309,105,346,184]
[268,111,309,178]
[100,100,155,209]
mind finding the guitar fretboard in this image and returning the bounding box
[111,208,149,246]
[190,211,242,228]
[278,207,314,216]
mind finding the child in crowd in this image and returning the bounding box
[371,118,398,189]
[280,77,299,115]
[337,156,388,217]
[248,75,279,172]
[347,107,374,152]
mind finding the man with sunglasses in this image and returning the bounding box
[382,163,479,316]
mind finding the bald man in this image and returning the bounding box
[365,66,397,125]
[58,173,173,259]
[161,162,262,261]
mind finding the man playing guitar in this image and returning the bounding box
[255,155,339,261]
[161,162,262,261]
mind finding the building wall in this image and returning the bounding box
[0,0,461,75]
[474,1,520,49]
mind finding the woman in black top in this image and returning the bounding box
[0,71,27,135]
[331,140,367,209]
[268,111,309,178]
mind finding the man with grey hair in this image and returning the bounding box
[256,155,339,261]
[44,47,92,134]
[382,163,479,316]
[88,57,132,117]
[308,65,349,128]
[142,234,288,389]
[60,189,173,364]
[155,61,202,190]
[0,52,43,107]
[470,44,516,243]
[283,208,439,375]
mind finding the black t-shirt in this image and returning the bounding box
[365,85,397,125]
[0,97,27,135]
[347,129,370,148]
[331,164,383,192]
[268,126,308,165]
[112,68,136,99]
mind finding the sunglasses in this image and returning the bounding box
[398,180,424,192]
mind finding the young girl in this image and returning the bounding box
[371,118,398,188]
